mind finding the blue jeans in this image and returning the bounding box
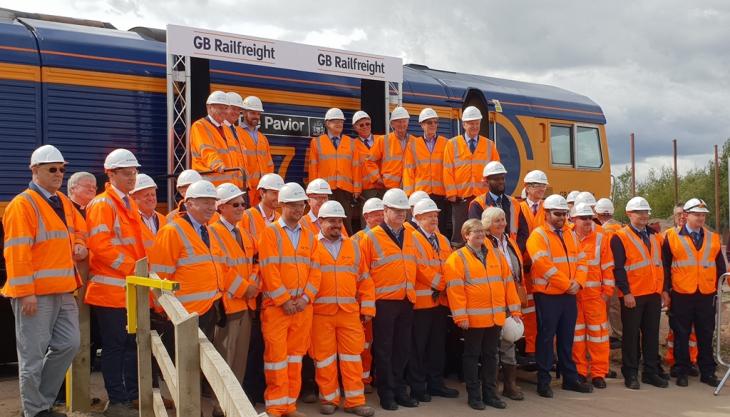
[534,293,579,386]
[94,306,138,404]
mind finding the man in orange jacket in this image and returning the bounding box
[239,95,275,206]
[368,107,414,191]
[190,91,240,186]
[240,173,284,239]
[259,182,321,417]
[130,174,167,252]
[351,111,384,230]
[221,92,247,189]
[4,145,87,417]
[85,148,146,416]
[311,201,375,417]
[526,194,593,397]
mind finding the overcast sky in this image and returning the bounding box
[3,0,728,179]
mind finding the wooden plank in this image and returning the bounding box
[67,259,90,412]
[155,292,193,324]
[174,314,201,417]
[135,259,154,417]
[150,331,178,401]
[152,389,169,417]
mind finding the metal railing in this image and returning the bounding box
[714,272,730,395]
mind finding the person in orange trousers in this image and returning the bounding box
[666,329,699,376]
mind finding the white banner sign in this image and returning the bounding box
[167,24,403,83]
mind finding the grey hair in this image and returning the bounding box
[481,206,505,231]
[68,171,96,191]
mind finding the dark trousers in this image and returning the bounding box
[430,195,452,242]
[462,326,501,398]
[356,188,386,231]
[450,197,474,246]
[94,306,138,404]
[373,299,414,402]
[534,293,579,386]
[620,293,661,377]
[669,291,716,377]
[331,188,354,235]
[407,305,448,394]
[243,307,266,404]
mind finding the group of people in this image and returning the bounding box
[3,90,727,417]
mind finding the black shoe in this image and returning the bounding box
[657,367,670,381]
[468,399,486,410]
[609,337,621,349]
[676,375,689,387]
[701,374,721,387]
[483,396,507,409]
[577,374,588,384]
[395,396,418,408]
[606,369,618,379]
[34,410,67,417]
[624,375,640,390]
[379,400,398,411]
[412,392,431,402]
[670,365,678,378]
[642,373,669,388]
[429,386,459,398]
[537,385,554,398]
[689,365,700,377]
[563,380,593,393]
[592,377,607,389]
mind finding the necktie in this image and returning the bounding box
[468,138,476,153]
[496,195,503,208]
[532,203,538,215]
[691,231,701,249]
[48,195,61,208]
[428,235,439,251]
[200,225,210,248]
[640,230,651,249]
[123,196,130,209]
[233,227,244,249]
[48,195,67,225]
[332,136,339,149]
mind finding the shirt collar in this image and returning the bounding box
[318,231,343,243]
[423,134,436,142]
[684,225,701,235]
[139,210,155,220]
[259,203,275,222]
[188,214,204,232]
[489,191,502,202]
[207,115,221,127]
[418,225,435,240]
[30,181,54,199]
[279,217,302,232]
[111,184,127,200]
[464,133,478,142]
[242,121,257,131]
[360,134,373,143]
[308,211,318,222]
[220,217,236,231]
[630,224,647,234]
[383,221,403,236]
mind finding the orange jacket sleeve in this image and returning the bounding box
[402,143,416,195]
[442,140,457,199]
[3,198,38,297]
[500,253,522,316]
[444,252,468,325]
[86,200,136,277]
[355,240,375,316]
[368,136,384,184]
[191,123,225,172]
[600,234,615,297]
[258,226,291,307]
[526,229,571,293]
[308,137,319,182]
[352,140,362,194]
[413,234,444,291]
[302,239,321,303]
[148,225,180,281]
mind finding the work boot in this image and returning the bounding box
[466,383,485,410]
[624,375,640,390]
[676,375,689,387]
[562,379,593,393]
[394,394,418,408]
[537,384,553,398]
[482,390,506,409]
[689,364,700,377]
[642,373,669,388]
[501,365,524,401]
[701,374,721,387]
[592,377,607,389]
[301,391,318,404]
[34,410,67,417]
[344,405,375,417]
[103,402,136,417]
[411,391,431,402]
[319,404,337,415]
[606,369,618,379]
[363,383,374,394]
[429,385,459,398]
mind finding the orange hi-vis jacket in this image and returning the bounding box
[222,123,247,189]
[576,227,614,300]
[2,187,86,298]
[403,135,448,196]
[614,226,663,297]
[359,224,417,303]
[368,132,415,188]
[355,135,382,190]
[239,205,280,239]
[443,135,500,199]
[85,184,146,308]
[445,244,522,328]
[258,220,321,309]
[411,229,451,309]
[521,199,546,232]
[140,211,167,254]
[472,194,522,238]
[308,134,361,193]
[601,221,622,236]
[526,225,588,295]
[209,220,259,313]
[148,215,224,315]
[190,116,239,185]
[313,235,375,316]
[664,227,721,295]
[238,123,275,193]
[299,211,348,237]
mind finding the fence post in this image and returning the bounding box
[66,259,90,412]
[134,259,154,417]
[174,313,201,416]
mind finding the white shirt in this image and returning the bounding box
[308,211,320,231]
[497,235,514,275]
[259,203,275,223]
[318,232,343,259]
[207,115,221,127]
[278,217,302,248]
[220,217,237,237]
[140,211,158,234]
[110,184,130,208]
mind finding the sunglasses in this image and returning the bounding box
[47,167,66,173]
[422,120,438,125]
[358,122,372,127]
[551,211,568,217]
[228,202,245,208]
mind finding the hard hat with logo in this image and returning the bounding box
[352,110,370,125]
[572,202,595,217]
[543,194,569,211]
[306,178,333,195]
[324,108,345,121]
[418,108,438,123]
[318,200,347,219]
[278,182,308,203]
[362,198,384,215]
[523,170,548,185]
[206,90,230,106]
[683,198,710,213]
[625,196,651,212]
[226,92,244,108]
[242,95,264,112]
[390,106,410,121]
[575,191,596,207]
[104,149,141,170]
[566,190,580,204]
[482,161,507,178]
[177,169,203,188]
[30,144,67,168]
[594,198,615,215]
[216,183,245,206]
[501,316,524,343]
[408,190,430,208]
[462,106,483,122]
[257,173,285,191]
[185,180,218,200]
[383,188,410,209]
[413,198,441,216]
[131,173,157,194]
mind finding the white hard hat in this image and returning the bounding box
[383,188,410,210]
[131,173,157,194]
[177,169,203,188]
[418,108,438,123]
[104,148,141,170]
[30,144,67,168]
[257,173,285,191]
[185,180,218,200]
[408,190,430,208]
[206,90,229,106]
[278,182,308,203]
[683,198,710,213]
[566,190,580,203]
[242,95,264,112]
[362,198,384,215]
[594,198,615,215]
[575,191,596,207]
[462,106,483,122]
[318,200,347,219]
[543,194,569,211]
[501,316,524,343]
[324,108,345,121]
[216,183,245,206]
[483,161,507,178]
[390,106,410,121]
[306,178,333,195]
[226,92,244,108]
[625,196,651,212]
[523,170,548,185]
[413,198,441,216]
[352,110,370,125]
[573,202,595,217]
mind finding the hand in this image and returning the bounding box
[457,320,469,330]
[73,244,88,261]
[293,297,308,312]
[353,193,361,200]
[431,289,441,302]
[375,179,385,188]
[567,280,580,295]
[661,291,671,309]
[601,293,609,303]
[20,295,38,316]
[282,299,297,315]
[245,283,259,299]
[361,314,373,323]
[217,166,225,173]
[448,196,457,203]
[623,294,636,308]
[510,314,522,324]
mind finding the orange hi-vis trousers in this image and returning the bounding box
[311,310,367,408]
[262,305,313,415]
[361,320,373,385]
[572,296,610,378]
[665,329,698,365]
[523,293,537,353]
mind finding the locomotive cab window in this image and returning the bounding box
[576,126,602,168]
[550,124,603,169]
[550,125,573,166]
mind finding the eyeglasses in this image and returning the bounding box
[229,202,245,208]
[551,211,568,217]
[357,122,372,127]
[576,216,593,221]
[47,167,66,173]
[422,120,438,125]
